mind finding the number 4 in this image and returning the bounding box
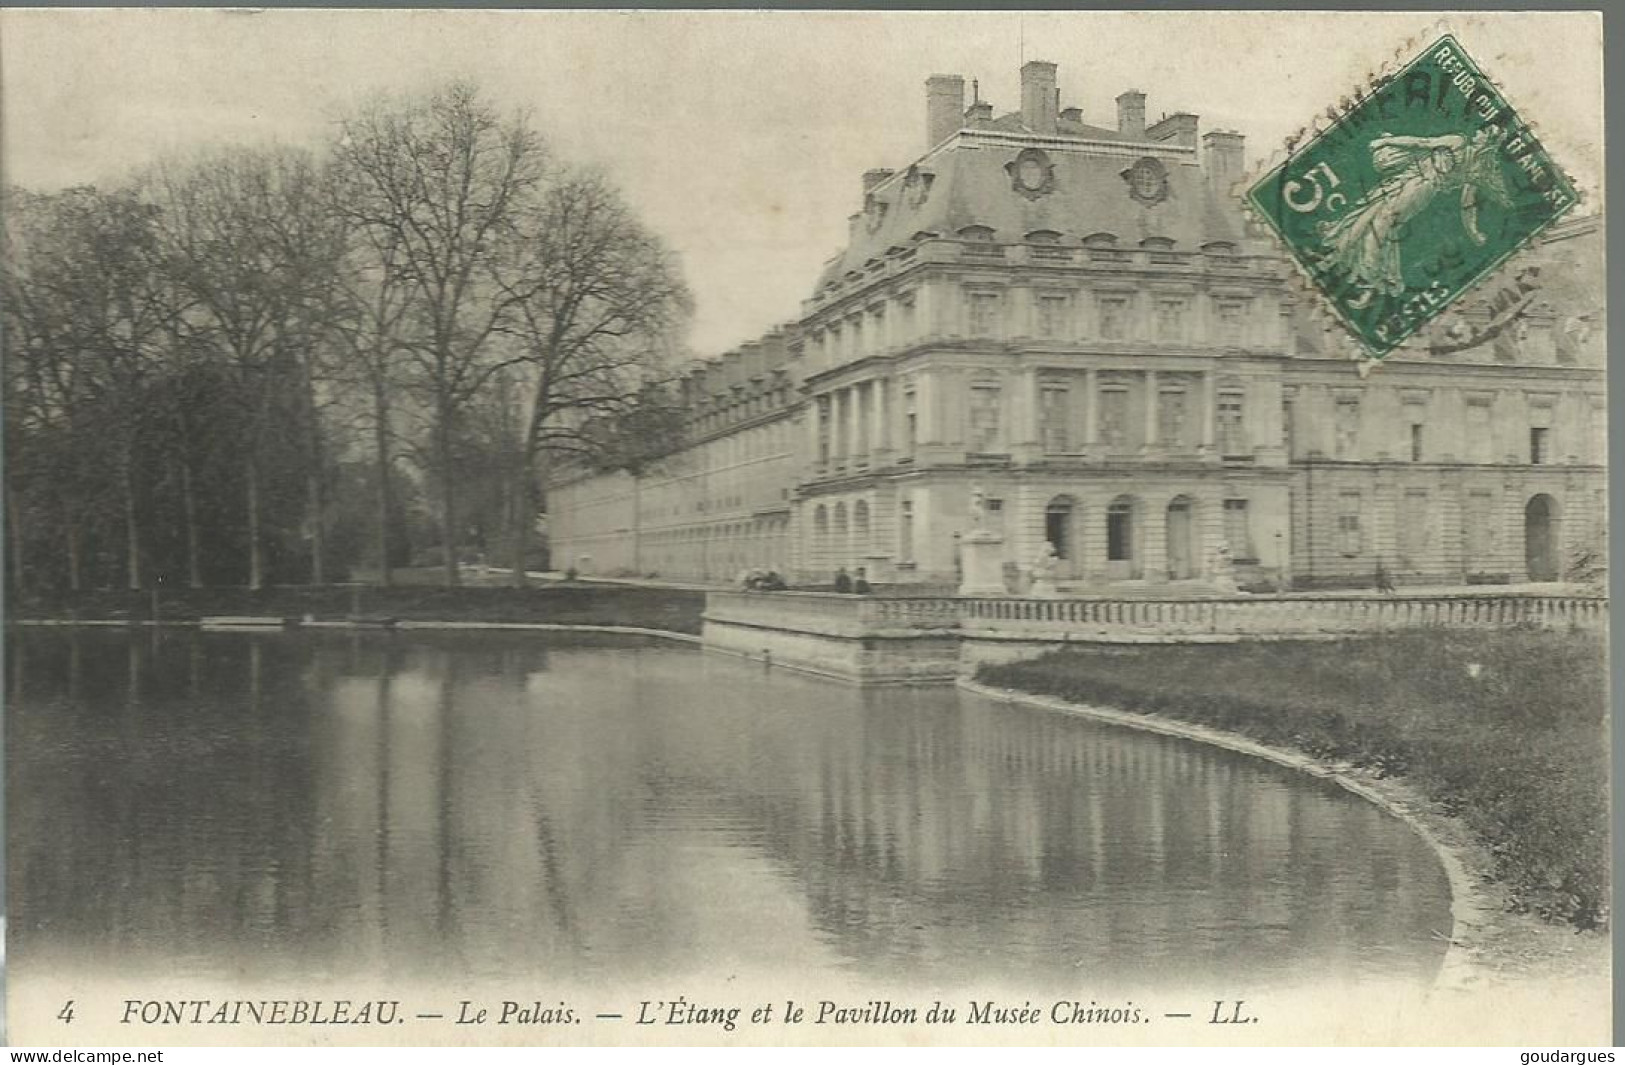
[57,1000,75,1024]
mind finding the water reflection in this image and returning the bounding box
[8,629,1451,990]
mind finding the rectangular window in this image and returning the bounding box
[1158,388,1188,448]
[1107,504,1133,562]
[1530,426,1550,465]
[898,295,917,340]
[1216,300,1247,345]
[1217,391,1247,457]
[1337,491,1363,557]
[1334,398,1360,459]
[1040,384,1071,453]
[1037,294,1068,339]
[1223,499,1256,562]
[1465,491,1497,561]
[1466,400,1493,463]
[1099,387,1130,449]
[1282,396,1295,457]
[968,383,1002,452]
[902,388,918,458]
[898,499,914,562]
[1410,422,1424,462]
[968,292,1001,337]
[1098,295,1130,341]
[1399,489,1431,566]
[1156,298,1187,343]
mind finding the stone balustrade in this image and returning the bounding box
[707,589,1607,643]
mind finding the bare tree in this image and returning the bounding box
[326,217,417,586]
[148,146,347,590]
[1,185,172,591]
[495,170,691,584]
[331,81,547,585]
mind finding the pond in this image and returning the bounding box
[7,628,1452,994]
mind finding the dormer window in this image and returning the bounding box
[958,225,996,243]
[1139,236,1175,250]
[1026,229,1063,244]
[1082,232,1119,248]
[1202,240,1238,256]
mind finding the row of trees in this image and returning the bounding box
[3,82,692,593]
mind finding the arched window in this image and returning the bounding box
[853,500,871,556]
[1165,495,1198,580]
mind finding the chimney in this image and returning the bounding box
[1203,129,1246,194]
[1147,112,1200,148]
[1020,60,1058,134]
[1060,106,1083,125]
[863,168,896,194]
[1116,90,1146,140]
[965,100,993,127]
[926,74,966,150]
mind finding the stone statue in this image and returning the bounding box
[1028,540,1060,599]
[968,484,987,529]
[1211,543,1240,594]
[1031,541,1059,581]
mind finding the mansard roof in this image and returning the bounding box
[815,131,1246,293]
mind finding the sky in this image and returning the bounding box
[0,9,1603,355]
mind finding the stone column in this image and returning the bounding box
[1084,367,1098,451]
[918,372,938,443]
[1201,369,1216,456]
[1011,368,1039,462]
[1144,370,1160,447]
[870,376,889,459]
[831,389,846,463]
[851,384,867,461]
[806,401,822,474]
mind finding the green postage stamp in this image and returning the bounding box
[1248,34,1579,360]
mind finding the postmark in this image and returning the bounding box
[1247,34,1579,361]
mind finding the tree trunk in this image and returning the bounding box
[436,410,459,587]
[630,472,641,576]
[372,378,394,588]
[181,457,203,588]
[123,455,143,591]
[307,471,326,586]
[304,355,326,587]
[247,455,265,591]
[508,459,531,588]
[65,516,83,593]
[7,482,25,596]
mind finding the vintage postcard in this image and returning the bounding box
[1,9,1608,1048]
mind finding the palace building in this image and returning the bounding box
[548,61,1606,591]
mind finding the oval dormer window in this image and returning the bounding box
[958,225,996,242]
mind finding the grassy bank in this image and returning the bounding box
[12,582,707,635]
[978,630,1609,931]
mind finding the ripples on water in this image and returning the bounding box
[7,629,1452,991]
